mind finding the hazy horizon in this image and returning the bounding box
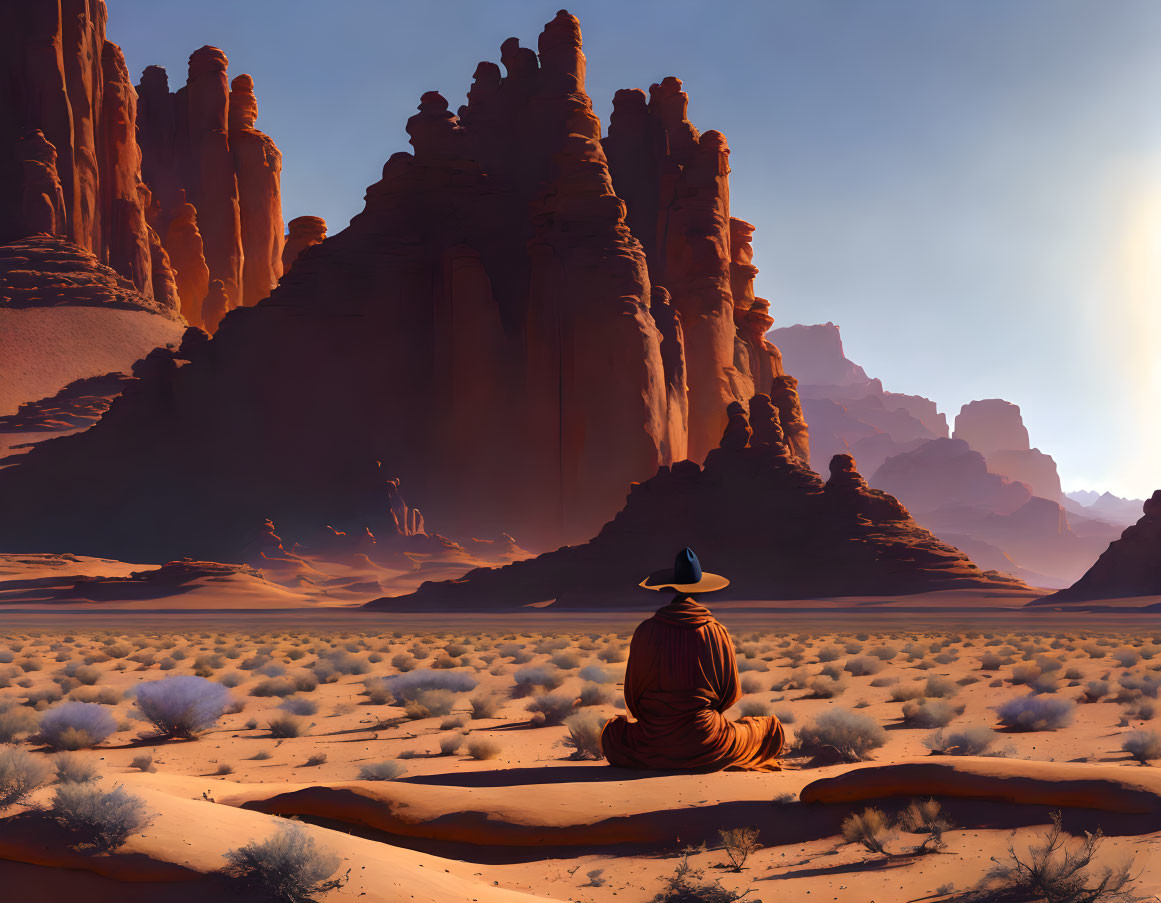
[109,0,1161,500]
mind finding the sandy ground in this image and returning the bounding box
[2,615,1161,901]
[0,307,185,416]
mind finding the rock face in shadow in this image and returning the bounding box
[1039,491,1161,602]
[872,438,1119,587]
[0,11,812,564]
[366,396,1022,610]
[137,49,285,325]
[770,323,945,478]
[281,216,326,275]
[0,0,178,311]
[953,399,1062,501]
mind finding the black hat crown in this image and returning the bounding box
[673,548,702,585]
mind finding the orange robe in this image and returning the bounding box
[601,597,784,771]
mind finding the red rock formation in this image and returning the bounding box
[281,216,326,275]
[367,396,1023,610]
[0,1,178,310]
[0,10,815,566]
[163,191,211,327]
[136,50,287,316]
[1038,491,1161,602]
[200,278,228,333]
[229,74,283,306]
[953,399,1062,501]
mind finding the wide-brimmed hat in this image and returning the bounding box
[640,548,730,593]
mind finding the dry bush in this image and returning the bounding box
[901,699,965,729]
[357,760,404,781]
[469,693,500,719]
[924,725,1012,757]
[404,689,457,719]
[1011,663,1043,685]
[563,710,607,760]
[579,682,614,707]
[579,664,616,684]
[135,675,230,739]
[278,697,318,717]
[52,752,100,784]
[807,675,847,699]
[977,812,1140,903]
[550,651,581,670]
[842,807,892,855]
[1029,673,1062,695]
[796,709,886,762]
[528,692,576,725]
[844,656,883,676]
[0,703,38,743]
[223,823,348,902]
[130,753,155,772]
[1112,649,1141,668]
[512,666,564,697]
[650,851,754,903]
[773,707,795,725]
[37,702,116,750]
[51,784,152,851]
[924,676,959,698]
[738,699,771,717]
[1083,680,1111,703]
[0,747,50,809]
[889,683,926,702]
[267,715,305,738]
[868,645,899,661]
[1121,730,1161,764]
[467,737,501,760]
[718,826,761,871]
[251,677,298,698]
[996,695,1075,732]
[597,645,627,663]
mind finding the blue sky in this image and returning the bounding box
[110,0,1161,499]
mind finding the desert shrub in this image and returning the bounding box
[52,752,100,784]
[796,709,887,762]
[404,689,456,719]
[390,652,417,672]
[924,725,1012,757]
[579,682,614,707]
[430,653,459,670]
[738,699,771,717]
[251,677,298,698]
[268,715,305,738]
[844,656,883,676]
[597,644,627,663]
[898,798,950,853]
[996,695,1075,732]
[0,703,38,743]
[924,676,959,698]
[563,711,607,760]
[278,697,318,717]
[357,760,404,780]
[223,823,348,902]
[901,699,964,728]
[51,784,152,851]
[25,686,64,708]
[130,753,156,772]
[469,693,500,719]
[361,678,392,705]
[1123,700,1156,722]
[979,652,1009,670]
[550,651,581,670]
[1112,648,1141,668]
[528,692,576,725]
[1028,672,1061,695]
[889,683,926,702]
[1083,680,1110,703]
[303,753,327,767]
[467,737,501,760]
[386,669,477,706]
[69,686,122,706]
[511,666,564,697]
[0,747,50,809]
[1118,673,1161,700]
[67,665,101,686]
[217,671,246,688]
[979,812,1139,903]
[718,826,761,871]
[650,851,753,903]
[807,675,847,698]
[134,676,230,739]
[38,702,116,749]
[1122,730,1161,763]
[773,707,795,725]
[437,733,463,756]
[1010,663,1042,685]
[440,715,467,731]
[816,645,842,663]
[736,658,768,673]
[868,645,899,661]
[842,807,892,855]
[579,664,616,684]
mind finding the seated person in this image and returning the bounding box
[601,548,784,772]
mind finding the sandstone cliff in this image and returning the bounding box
[953,399,1062,501]
[366,395,1022,610]
[1038,491,1161,602]
[0,11,811,563]
[0,0,178,311]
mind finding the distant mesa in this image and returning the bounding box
[366,395,1024,611]
[1037,491,1161,603]
[953,399,1062,501]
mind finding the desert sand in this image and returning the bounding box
[2,613,1161,901]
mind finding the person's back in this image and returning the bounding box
[601,550,784,772]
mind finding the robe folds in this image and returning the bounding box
[601,596,785,771]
